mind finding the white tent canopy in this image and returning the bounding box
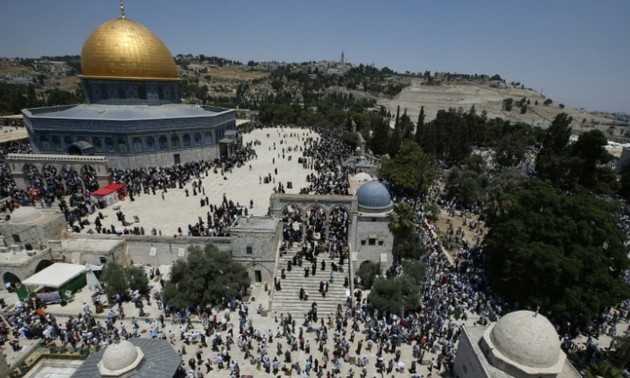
[22,263,86,288]
[86,266,103,292]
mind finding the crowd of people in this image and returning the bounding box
[0,134,261,238]
[3,124,630,377]
[0,139,33,206]
[299,128,354,196]
[0,118,24,127]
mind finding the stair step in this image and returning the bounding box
[272,244,351,316]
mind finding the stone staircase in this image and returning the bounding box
[271,246,349,318]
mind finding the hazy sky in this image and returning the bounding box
[1,0,629,113]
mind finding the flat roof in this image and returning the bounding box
[71,339,180,378]
[23,103,232,121]
[60,238,124,253]
[232,217,279,231]
[22,263,85,288]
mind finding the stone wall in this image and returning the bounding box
[0,212,67,250]
[230,217,282,284]
[353,215,393,273]
[453,327,491,378]
[0,249,54,284]
[107,145,219,170]
[6,154,111,191]
[63,234,232,266]
[49,238,126,267]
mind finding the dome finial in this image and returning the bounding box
[119,0,126,18]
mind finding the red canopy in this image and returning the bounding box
[91,183,124,197]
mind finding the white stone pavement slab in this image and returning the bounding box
[93,127,319,236]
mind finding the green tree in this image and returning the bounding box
[584,361,623,378]
[101,262,149,301]
[356,261,381,289]
[612,334,630,368]
[368,275,421,315]
[341,132,359,150]
[619,164,630,200]
[414,106,425,146]
[370,118,390,155]
[569,129,615,191]
[101,262,127,301]
[545,113,572,154]
[427,108,473,163]
[387,106,402,156]
[535,113,572,186]
[445,167,488,207]
[398,109,414,140]
[494,124,530,167]
[483,168,525,217]
[483,179,629,323]
[401,260,425,287]
[380,140,436,203]
[388,202,419,261]
[163,244,250,310]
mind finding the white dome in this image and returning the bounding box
[101,340,140,371]
[488,310,561,368]
[353,172,372,183]
[10,207,43,224]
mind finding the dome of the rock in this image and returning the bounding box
[80,17,178,80]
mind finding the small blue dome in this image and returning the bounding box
[355,159,371,169]
[356,181,392,210]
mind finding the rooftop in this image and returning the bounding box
[231,216,279,232]
[23,103,229,121]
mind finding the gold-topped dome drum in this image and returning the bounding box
[22,2,236,171]
[80,17,178,80]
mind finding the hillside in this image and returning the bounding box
[378,78,616,131]
[1,56,626,141]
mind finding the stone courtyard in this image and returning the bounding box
[1,126,627,377]
[94,127,319,237]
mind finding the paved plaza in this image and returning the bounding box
[0,126,628,378]
[95,127,320,237]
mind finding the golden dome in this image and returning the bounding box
[80,17,178,81]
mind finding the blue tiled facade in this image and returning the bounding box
[82,79,181,105]
[23,112,235,156]
[22,78,236,169]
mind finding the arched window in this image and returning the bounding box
[171,135,180,149]
[105,138,114,152]
[159,135,168,150]
[132,137,143,153]
[146,136,155,151]
[92,137,103,151]
[204,132,213,146]
[183,134,191,147]
[117,137,128,153]
[52,136,61,150]
[194,133,202,146]
[39,135,50,150]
